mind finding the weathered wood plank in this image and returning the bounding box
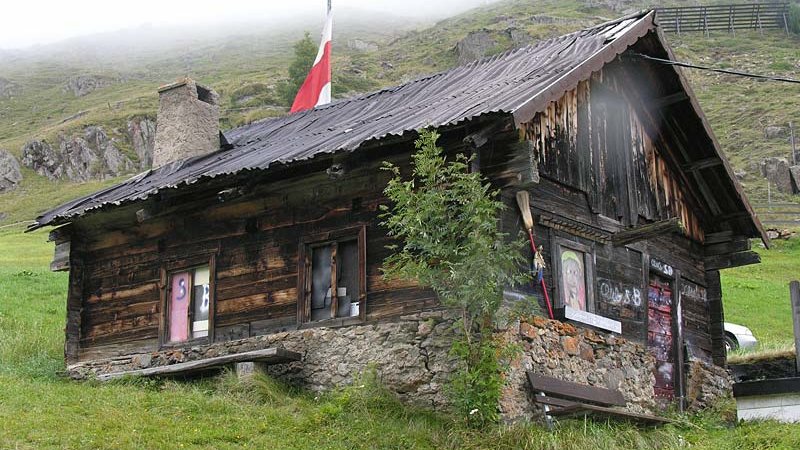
[527,372,626,407]
[611,217,684,246]
[97,347,301,381]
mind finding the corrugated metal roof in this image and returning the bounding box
[31,11,655,230]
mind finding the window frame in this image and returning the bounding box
[297,225,367,325]
[159,252,217,348]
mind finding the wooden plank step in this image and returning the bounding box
[527,372,626,407]
[98,347,301,381]
[547,404,675,426]
[532,394,579,408]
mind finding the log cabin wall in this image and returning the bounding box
[482,60,715,362]
[66,138,457,363]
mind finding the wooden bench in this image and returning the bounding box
[97,347,301,381]
[527,372,674,426]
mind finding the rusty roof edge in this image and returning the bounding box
[652,24,770,249]
[510,10,656,127]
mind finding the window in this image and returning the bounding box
[299,226,366,324]
[162,257,215,345]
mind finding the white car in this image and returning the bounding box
[724,322,758,352]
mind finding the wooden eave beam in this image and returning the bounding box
[704,250,760,271]
[682,157,723,172]
[611,217,684,246]
[650,91,689,109]
[704,236,751,257]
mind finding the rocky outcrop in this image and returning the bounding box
[0,149,22,193]
[454,27,532,65]
[63,75,112,97]
[127,117,156,169]
[347,39,378,52]
[761,157,795,194]
[0,77,18,99]
[454,30,497,64]
[21,126,135,182]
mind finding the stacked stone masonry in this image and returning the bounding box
[67,312,731,422]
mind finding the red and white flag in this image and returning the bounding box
[290,7,333,113]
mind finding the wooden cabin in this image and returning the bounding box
[33,11,765,410]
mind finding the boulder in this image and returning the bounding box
[790,166,800,194]
[454,30,497,64]
[764,125,789,140]
[0,149,22,192]
[127,117,155,169]
[761,157,794,194]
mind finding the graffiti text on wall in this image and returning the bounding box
[649,258,674,278]
[598,278,643,308]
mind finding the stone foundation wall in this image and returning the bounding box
[499,316,657,422]
[67,312,730,420]
[68,311,460,409]
[685,358,733,410]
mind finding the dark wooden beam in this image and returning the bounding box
[682,156,724,172]
[704,236,751,256]
[650,91,689,109]
[704,230,735,244]
[704,250,761,270]
[611,217,684,246]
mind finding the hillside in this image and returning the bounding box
[1,0,799,226]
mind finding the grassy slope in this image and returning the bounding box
[1,227,800,449]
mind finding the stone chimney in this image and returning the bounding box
[153,77,220,168]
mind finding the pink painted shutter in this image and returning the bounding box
[169,271,192,342]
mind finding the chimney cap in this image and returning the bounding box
[157,77,212,94]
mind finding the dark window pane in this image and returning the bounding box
[337,240,359,318]
[311,245,333,321]
[192,266,210,338]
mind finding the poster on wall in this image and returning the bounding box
[560,249,587,311]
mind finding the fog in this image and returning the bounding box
[0,0,501,50]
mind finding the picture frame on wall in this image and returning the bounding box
[552,237,595,313]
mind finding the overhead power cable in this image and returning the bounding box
[631,53,800,85]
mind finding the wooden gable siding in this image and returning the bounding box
[480,71,713,360]
[519,72,704,243]
[69,142,442,362]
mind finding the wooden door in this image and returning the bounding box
[648,274,675,398]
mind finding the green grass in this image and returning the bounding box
[2,226,800,448]
[722,236,800,352]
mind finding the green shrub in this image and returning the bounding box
[381,129,528,426]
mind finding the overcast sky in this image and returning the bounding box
[0,0,498,49]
